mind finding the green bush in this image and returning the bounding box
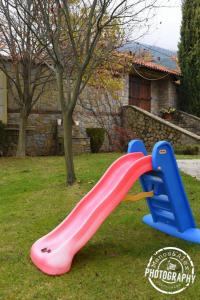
[0,121,6,154]
[86,128,105,153]
[174,144,199,155]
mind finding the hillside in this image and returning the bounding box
[119,42,177,70]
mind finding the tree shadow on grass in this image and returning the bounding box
[72,225,200,272]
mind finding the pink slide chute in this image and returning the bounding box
[30,153,152,275]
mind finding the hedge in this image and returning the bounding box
[174,144,199,155]
[86,128,106,153]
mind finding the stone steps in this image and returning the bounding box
[122,105,200,150]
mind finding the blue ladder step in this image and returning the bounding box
[143,175,166,195]
[153,209,176,226]
[143,175,163,184]
[150,195,171,211]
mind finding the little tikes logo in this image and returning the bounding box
[145,247,195,294]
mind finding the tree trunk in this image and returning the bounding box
[56,67,76,185]
[62,111,76,185]
[107,131,113,152]
[16,112,28,157]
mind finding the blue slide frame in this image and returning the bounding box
[128,140,200,244]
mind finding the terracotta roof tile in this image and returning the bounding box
[133,58,181,76]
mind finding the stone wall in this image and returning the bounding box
[6,72,129,155]
[6,112,60,156]
[6,76,62,155]
[6,112,90,156]
[57,125,90,155]
[74,74,129,151]
[122,105,200,150]
[168,80,178,108]
[171,110,200,136]
[6,78,91,155]
[151,77,178,115]
[4,67,181,155]
[0,71,7,124]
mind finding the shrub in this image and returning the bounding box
[86,128,105,153]
[0,121,6,155]
[112,125,136,152]
[174,145,199,155]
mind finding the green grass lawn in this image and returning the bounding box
[176,154,200,160]
[0,153,200,300]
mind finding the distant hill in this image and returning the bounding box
[119,42,177,70]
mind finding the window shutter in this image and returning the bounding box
[0,71,7,124]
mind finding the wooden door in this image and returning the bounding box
[129,75,151,112]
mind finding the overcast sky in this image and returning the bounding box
[140,0,182,51]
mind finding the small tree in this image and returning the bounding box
[16,0,158,184]
[178,0,200,117]
[0,0,52,157]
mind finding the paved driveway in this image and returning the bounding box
[177,160,200,180]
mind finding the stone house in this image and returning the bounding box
[128,58,180,114]
[0,50,191,156]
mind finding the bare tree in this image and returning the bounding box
[15,0,158,184]
[79,86,126,151]
[79,61,136,152]
[0,0,52,157]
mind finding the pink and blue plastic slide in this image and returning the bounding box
[30,140,200,275]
